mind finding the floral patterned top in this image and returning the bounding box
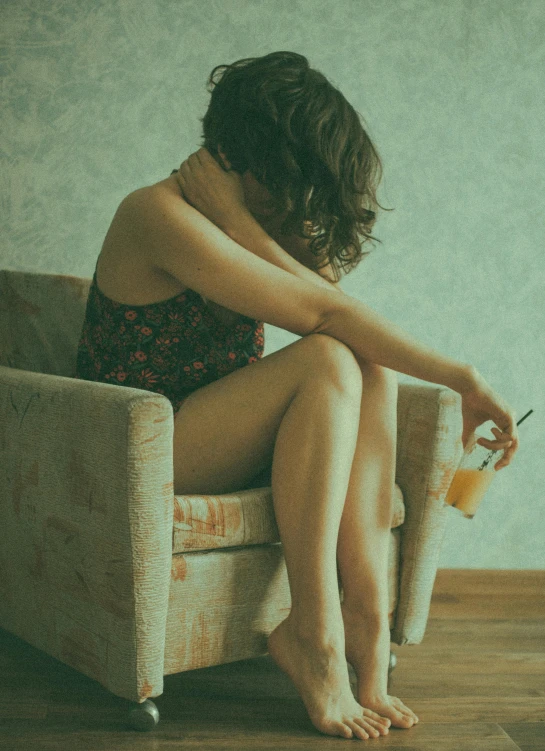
[74,257,265,415]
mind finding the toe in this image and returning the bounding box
[362,707,391,727]
[392,698,418,724]
[390,706,413,727]
[398,711,414,727]
[354,715,380,738]
[345,719,369,740]
[366,717,389,735]
[317,717,353,739]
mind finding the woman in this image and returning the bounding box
[75,51,518,741]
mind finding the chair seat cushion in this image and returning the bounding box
[172,482,405,554]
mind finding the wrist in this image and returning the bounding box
[445,362,479,394]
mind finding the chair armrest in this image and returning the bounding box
[391,383,464,646]
[0,366,174,703]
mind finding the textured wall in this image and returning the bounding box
[2,0,543,568]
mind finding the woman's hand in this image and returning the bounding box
[174,147,249,232]
[459,368,519,470]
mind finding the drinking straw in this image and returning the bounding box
[478,409,534,470]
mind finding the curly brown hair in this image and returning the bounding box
[200,50,393,283]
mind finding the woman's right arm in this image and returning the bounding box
[123,183,519,466]
[153,147,518,467]
[314,296,473,393]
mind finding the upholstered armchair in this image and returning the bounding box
[0,268,464,731]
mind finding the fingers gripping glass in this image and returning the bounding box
[444,409,533,519]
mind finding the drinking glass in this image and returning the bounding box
[444,429,505,519]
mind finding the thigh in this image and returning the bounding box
[171,332,361,495]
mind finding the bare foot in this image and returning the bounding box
[267,616,391,740]
[341,602,419,729]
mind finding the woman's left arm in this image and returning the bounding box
[222,208,347,297]
[261,218,346,295]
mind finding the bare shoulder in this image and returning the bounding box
[122,172,186,211]
[118,175,195,246]
[95,176,191,306]
[118,177,187,254]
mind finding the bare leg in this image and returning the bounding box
[336,358,419,728]
[267,337,390,740]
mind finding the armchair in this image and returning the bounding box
[0,268,464,730]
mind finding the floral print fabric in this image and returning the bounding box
[74,261,265,415]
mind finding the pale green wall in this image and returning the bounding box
[2,0,543,568]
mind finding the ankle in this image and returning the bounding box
[286,613,344,650]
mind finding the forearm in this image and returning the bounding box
[223,210,338,294]
[223,210,472,393]
[317,297,473,392]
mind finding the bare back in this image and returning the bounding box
[95,172,240,327]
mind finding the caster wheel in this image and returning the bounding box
[388,651,397,674]
[128,698,160,731]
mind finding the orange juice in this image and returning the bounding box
[444,467,495,518]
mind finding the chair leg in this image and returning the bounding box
[387,650,397,693]
[128,698,160,731]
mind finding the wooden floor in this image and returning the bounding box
[0,569,544,750]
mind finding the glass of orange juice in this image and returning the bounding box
[444,430,504,519]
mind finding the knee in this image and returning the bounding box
[302,333,363,398]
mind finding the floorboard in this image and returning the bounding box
[0,569,543,750]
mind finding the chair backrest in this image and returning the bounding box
[0,269,91,377]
